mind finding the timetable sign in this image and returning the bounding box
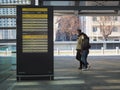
[22,8,48,53]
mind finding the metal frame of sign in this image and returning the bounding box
[17,6,53,80]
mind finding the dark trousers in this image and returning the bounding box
[76,50,82,69]
[81,50,89,68]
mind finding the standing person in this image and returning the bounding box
[81,32,90,70]
[76,29,90,70]
[76,29,84,70]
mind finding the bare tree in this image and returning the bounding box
[97,16,115,40]
[56,15,80,41]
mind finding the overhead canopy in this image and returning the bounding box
[42,1,120,15]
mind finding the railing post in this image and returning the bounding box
[72,47,74,55]
[57,48,59,55]
[101,47,104,54]
[116,47,119,54]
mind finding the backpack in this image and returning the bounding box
[81,36,91,50]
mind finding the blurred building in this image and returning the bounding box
[0,0,30,40]
[86,16,120,42]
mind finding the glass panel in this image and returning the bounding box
[43,1,75,6]
[0,0,32,82]
[0,29,16,39]
[0,8,16,15]
[54,11,120,42]
[0,0,31,5]
[0,45,12,82]
[54,10,120,50]
[0,18,16,27]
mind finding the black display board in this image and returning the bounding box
[17,6,53,80]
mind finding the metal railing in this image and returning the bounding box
[54,47,120,56]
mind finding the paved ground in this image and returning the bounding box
[0,56,120,90]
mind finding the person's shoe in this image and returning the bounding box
[82,67,89,71]
[87,65,91,69]
[82,68,88,71]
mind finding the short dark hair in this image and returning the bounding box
[77,29,81,32]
